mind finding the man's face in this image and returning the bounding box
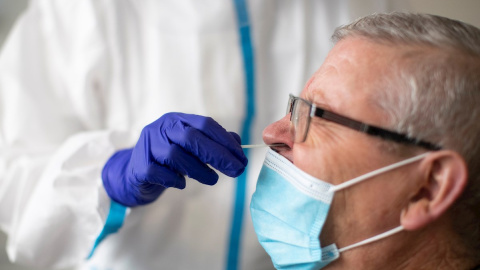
[263,37,420,257]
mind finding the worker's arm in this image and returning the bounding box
[0,0,121,268]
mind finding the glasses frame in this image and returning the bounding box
[287,94,442,151]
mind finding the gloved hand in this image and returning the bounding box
[102,113,248,207]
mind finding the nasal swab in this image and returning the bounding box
[241,144,284,149]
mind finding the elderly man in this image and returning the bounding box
[250,12,480,270]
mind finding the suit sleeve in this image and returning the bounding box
[0,0,130,268]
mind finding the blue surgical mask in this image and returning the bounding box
[250,149,429,270]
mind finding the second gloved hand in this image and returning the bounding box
[102,113,248,207]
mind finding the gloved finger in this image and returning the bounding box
[165,124,247,177]
[135,161,187,189]
[152,144,219,186]
[173,113,247,165]
[229,131,242,144]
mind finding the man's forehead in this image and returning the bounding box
[302,37,402,120]
[312,38,400,82]
[303,39,368,105]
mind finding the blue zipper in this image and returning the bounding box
[226,0,255,269]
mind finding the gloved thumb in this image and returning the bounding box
[229,132,242,144]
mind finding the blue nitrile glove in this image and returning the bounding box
[102,113,248,207]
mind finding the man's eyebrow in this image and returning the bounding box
[307,90,334,112]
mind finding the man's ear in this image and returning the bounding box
[400,151,468,230]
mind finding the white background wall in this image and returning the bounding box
[346,0,480,28]
[0,0,479,269]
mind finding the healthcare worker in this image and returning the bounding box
[0,0,385,269]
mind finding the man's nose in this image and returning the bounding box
[262,114,294,151]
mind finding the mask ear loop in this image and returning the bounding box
[328,152,430,193]
[327,152,430,253]
[338,226,404,253]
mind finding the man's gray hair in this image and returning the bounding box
[333,12,480,257]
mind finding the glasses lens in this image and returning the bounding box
[291,98,311,142]
[286,95,294,115]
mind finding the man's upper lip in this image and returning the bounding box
[270,143,289,152]
[270,143,293,162]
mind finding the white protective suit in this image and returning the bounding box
[0,0,384,269]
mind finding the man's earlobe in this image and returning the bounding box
[400,151,468,230]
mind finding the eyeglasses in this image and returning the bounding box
[287,94,442,150]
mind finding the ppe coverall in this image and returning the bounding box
[0,0,379,269]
